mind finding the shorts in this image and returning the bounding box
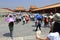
[37,22,41,27]
[37,18,41,21]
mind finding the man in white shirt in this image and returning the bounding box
[36,31,60,40]
[48,32,60,40]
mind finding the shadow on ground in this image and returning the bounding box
[32,25,36,27]
[3,33,13,40]
[3,33,10,37]
[33,29,37,32]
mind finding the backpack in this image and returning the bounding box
[37,15,42,20]
[25,17,29,20]
[46,18,48,22]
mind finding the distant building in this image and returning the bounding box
[31,3,60,13]
[29,6,37,12]
[14,7,25,12]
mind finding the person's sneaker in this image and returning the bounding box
[35,30,37,31]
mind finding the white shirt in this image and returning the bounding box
[23,18,25,21]
[48,32,60,40]
[49,15,53,19]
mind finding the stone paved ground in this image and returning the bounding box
[0,17,50,40]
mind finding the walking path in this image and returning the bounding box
[0,18,50,40]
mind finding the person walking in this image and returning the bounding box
[36,13,60,40]
[6,14,15,37]
[25,16,30,23]
[35,13,42,31]
[22,16,26,25]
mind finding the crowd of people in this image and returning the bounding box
[36,13,60,40]
[5,13,30,37]
[5,12,60,40]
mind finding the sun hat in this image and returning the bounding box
[54,13,60,22]
[36,30,41,36]
[49,15,53,19]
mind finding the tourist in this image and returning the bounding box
[5,14,15,37]
[36,13,60,40]
[35,13,42,31]
[22,16,26,25]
